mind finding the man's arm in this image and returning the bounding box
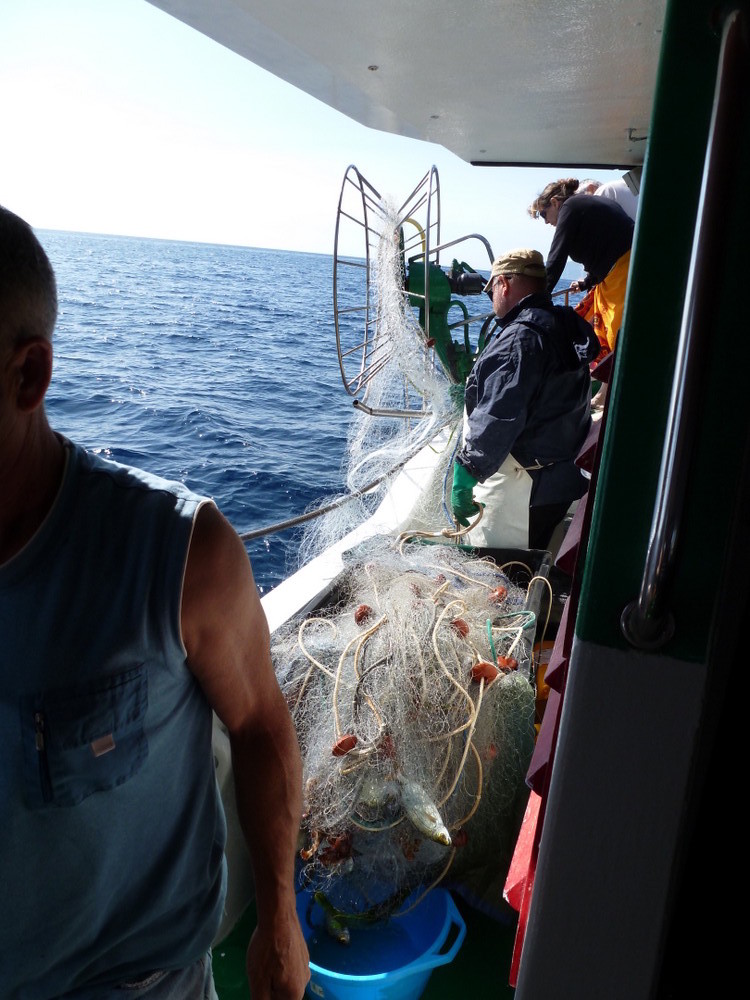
[544,219,570,292]
[181,502,309,1000]
[459,328,542,481]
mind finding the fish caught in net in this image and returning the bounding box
[273,535,538,927]
[276,171,540,934]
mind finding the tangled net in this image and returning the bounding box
[298,195,459,567]
[278,178,539,931]
[344,196,455,495]
[273,535,537,924]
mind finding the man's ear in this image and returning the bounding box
[14,339,53,413]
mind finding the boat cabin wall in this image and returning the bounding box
[517,1,750,996]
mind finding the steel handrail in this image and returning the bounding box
[621,8,747,649]
[238,419,453,542]
[407,233,495,266]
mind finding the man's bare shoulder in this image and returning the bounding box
[181,502,272,733]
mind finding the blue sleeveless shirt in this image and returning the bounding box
[0,440,227,999]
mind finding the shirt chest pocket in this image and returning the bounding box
[21,666,148,808]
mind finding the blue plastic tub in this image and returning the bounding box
[297,888,466,1000]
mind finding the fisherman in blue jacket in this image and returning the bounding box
[450,248,599,551]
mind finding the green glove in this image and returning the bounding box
[450,461,479,526]
[449,382,465,412]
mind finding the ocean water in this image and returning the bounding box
[42,231,356,594]
[40,229,581,595]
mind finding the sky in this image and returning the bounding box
[2,0,626,260]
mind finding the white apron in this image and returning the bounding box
[464,452,532,549]
[461,409,532,549]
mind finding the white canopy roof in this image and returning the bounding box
[149,0,666,167]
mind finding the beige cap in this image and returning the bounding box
[483,248,547,291]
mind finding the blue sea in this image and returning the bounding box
[41,230,581,594]
[41,230,356,594]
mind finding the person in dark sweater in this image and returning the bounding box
[450,248,600,551]
[529,178,634,352]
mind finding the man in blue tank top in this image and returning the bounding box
[0,206,309,1000]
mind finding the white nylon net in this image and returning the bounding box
[274,195,537,929]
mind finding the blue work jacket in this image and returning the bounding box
[457,292,600,507]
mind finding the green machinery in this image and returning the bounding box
[406,256,494,386]
[333,164,496,409]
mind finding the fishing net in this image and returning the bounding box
[273,536,537,922]
[344,199,455,489]
[297,196,459,566]
[274,182,538,929]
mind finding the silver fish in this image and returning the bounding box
[356,775,399,810]
[398,779,452,846]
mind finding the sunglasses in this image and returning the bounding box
[539,207,548,221]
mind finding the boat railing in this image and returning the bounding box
[406,232,495,268]
[238,420,453,542]
[552,286,575,307]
